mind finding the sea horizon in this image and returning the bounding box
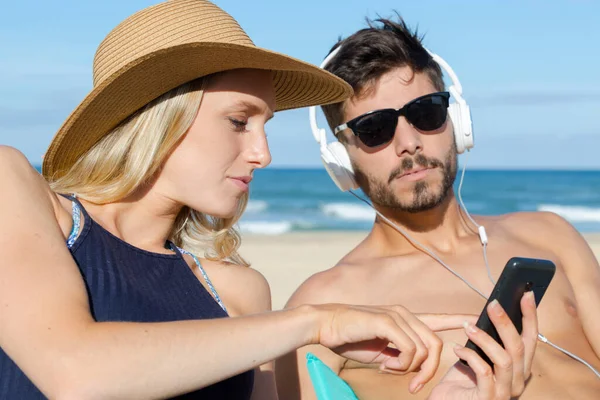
[32,165,600,235]
[33,164,600,172]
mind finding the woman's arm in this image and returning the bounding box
[0,146,466,400]
[0,147,317,399]
[211,260,280,400]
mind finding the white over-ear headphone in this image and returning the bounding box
[308,45,474,192]
[309,43,600,382]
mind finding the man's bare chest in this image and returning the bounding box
[345,239,580,338]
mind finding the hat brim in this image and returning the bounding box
[42,42,351,180]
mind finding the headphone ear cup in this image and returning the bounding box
[460,103,474,152]
[448,103,465,154]
[448,102,474,154]
[320,141,358,192]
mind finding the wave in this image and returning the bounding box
[239,221,292,235]
[537,204,600,222]
[245,200,268,213]
[320,202,375,221]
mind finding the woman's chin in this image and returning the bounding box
[187,196,240,220]
[206,205,237,220]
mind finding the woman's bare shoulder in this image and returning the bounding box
[0,146,72,237]
[199,258,272,317]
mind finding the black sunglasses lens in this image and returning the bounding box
[353,111,397,147]
[406,95,448,131]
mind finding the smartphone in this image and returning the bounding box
[462,256,556,368]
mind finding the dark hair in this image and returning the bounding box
[321,15,445,139]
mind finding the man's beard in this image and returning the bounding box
[353,147,458,214]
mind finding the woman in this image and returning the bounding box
[0,1,488,399]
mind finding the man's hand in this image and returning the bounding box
[428,291,538,399]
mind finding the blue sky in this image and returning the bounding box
[1,0,599,169]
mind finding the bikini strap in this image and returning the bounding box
[66,195,82,249]
[172,244,227,313]
[63,197,226,313]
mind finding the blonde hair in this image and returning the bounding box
[49,76,249,267]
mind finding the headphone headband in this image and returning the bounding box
[310,45,343,144]
[308,42,474,192]
[309,45,466,145]
[427,50,463,95]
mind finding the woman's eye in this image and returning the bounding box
[228,117,248,131]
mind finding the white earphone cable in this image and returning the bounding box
[313,40,599,378]
[454,153,600,379]
[348,151,600,378]
[456,151,494,284]
[349,190,488,300]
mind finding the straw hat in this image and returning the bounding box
[42,0,352,179]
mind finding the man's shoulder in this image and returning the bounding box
[493,210,600,280]
[284,260,365,308]
[494,210,580,247]
[496,210,574,232]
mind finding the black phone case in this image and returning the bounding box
[462,257,556,368]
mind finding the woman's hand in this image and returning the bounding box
[312,303,477,393]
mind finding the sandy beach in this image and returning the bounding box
[239,231,600,310]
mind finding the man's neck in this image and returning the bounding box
[369,190,478,255]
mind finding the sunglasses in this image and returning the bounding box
[334,91,450,148]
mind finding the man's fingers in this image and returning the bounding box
[453,344,495,398]
[520,291,539,378]
[464,320,513,398]
[485,300,525,396]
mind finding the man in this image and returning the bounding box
[275,17,600,400]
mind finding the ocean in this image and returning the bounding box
[239,168,600,234]
[35,166,600,234]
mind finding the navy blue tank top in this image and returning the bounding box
[0,196,254,399]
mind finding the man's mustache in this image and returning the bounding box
[388,154,444,184]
